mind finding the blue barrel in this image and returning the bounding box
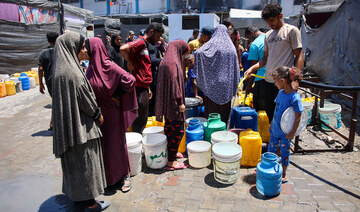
[230,106,258,131]
[186,119,204,148]
[256,152,283,196]
[185,97,202,118]
[18,73,30,91]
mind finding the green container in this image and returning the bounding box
[204,113,226,142]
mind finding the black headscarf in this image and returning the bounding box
[111,34,121,53]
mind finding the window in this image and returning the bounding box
[294,0,307,5]
[182,15,199,30]
[61,0,80,3]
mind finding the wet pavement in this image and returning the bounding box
[0,88,360,212]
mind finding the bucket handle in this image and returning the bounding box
[274,163,280,172]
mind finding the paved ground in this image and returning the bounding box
[0,88,359,212]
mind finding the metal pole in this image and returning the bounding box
[80,0,83,8]
[106,0,110,16]
[238,0,242,9]
[136,0,139,14]
[167,0,170,13]
[201,0,205,13]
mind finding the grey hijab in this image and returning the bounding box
[52,31,102,157]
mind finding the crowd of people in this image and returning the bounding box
[37,2,304,211]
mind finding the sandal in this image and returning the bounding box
[84,200,110,212]
[176,152,184,158]
[121,177,131,193]
[166,162,188,171]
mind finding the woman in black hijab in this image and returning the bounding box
[107,34,126,70]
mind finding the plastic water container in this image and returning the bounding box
[125,132,143,176]
[239,129,260,143]
[186,119,204,147]
[0,81,6,98]
[0,74,9,82]
[228,128,246,137]
[18,73,30,90]
[4,80,16,96]
[256,152,283,196]
[142,126,164,137]
[142,133,168,169]
[146,116,164,128]
[212,142,242,184]
[28,73,39,86]
[185,97,202,118]
[230,106,258,131]
[319,104,342,130]
[14,73,21,77]
[186,117,207,127]
[187,141,212,168]
[204,113,226,142]
[15,81,23,93]
[257,111,270,143]
[239,131,262,167]
[302,102,313,124]
[29,77,36,88]
[211,131,238,146]
[178,129,187,154]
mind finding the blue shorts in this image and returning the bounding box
[267,136,291,166]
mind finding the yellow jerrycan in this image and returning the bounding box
[239,131,262,167]
[5,80,16,96]
[0,81,6,97]
[257,110,270,143]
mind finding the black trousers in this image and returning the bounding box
[132,87,149,133]
[263,81,279,122]
[204,96,231,123]
[253,79,266,112]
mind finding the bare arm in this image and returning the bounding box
[245,60,258,94]
[244,51,268,78]
[286,112,301,140]
[293,48,303,71]
[38,66,45,94]
[120,44,134,73]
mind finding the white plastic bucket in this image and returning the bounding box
[319,103,342,131]
[211,131,238,145]
[126,132,143,176]
[302,101,313,124]
[187,141,212,168]
[212,142,242,184]
[142,126,164,137]
[142,133,168,169]
[29,77,36,88]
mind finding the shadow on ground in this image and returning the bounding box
[204,172,232,188]
[44,104,52,109]
[249,185,280,200]
[291,161,360,200]
[38,194,80,212]
[32,130,53,137]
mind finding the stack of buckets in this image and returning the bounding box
[141,118,167,170]
[0,74,17,98]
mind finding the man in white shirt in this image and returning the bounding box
[244,2,303,121]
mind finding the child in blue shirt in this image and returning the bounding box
[269,66,303,181]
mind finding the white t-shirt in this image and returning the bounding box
[264,23,302,83]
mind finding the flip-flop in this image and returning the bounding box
[84,200,110,212]
[166,162,188,171]
[176,152,184,158]
[121,177,131,193]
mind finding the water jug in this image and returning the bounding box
[185,97,202,118]
[28,73,39,86]
[0,80,6,98]
[239,131,262,167]
[14,73,21,78]
[4,80,16,96]
[257,111,270,143]
[186,119,204,147]
[204,113,226,142]
[239,128,260,143]
[230,106,258,131]
[29,77,36,88]
[256,152,283,196]
[19,73,30,90]
[238,92,253,108]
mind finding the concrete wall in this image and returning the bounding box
[168,13,219,42]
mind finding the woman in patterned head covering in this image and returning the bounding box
[52,31,109,211]
[155,39,189,170]
[194,24,240,123]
